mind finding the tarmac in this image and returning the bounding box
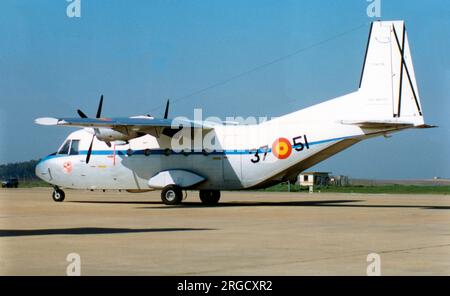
[0,188,449,275]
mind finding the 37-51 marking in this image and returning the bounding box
[250,134,310,163]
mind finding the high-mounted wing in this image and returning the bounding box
[35,116,212,131]
[35,96,215,163]
[35,96,214,138]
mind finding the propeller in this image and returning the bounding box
[164,99,170,119]
[85,133,95,164]
[77,109,88,118]
[77,95,104,164]
[96,95,104,118]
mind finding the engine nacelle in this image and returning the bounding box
[95,128,139,142]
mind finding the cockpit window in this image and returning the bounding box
[69,140,80,155]
[58,140,70,155]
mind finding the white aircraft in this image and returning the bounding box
[35,21,433,205]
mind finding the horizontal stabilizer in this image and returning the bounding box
[341,120,414,129]
[414,124,438,129]
[341,120,437,129]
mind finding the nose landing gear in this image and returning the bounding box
[52,187,65,202]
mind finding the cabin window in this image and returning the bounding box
[303,175,309,182]
[58,140,70,155]
[69,140,80,155]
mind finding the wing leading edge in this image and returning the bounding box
[35,116,215,138]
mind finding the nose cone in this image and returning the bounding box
[35,159,45,180]
[35,158,51,183]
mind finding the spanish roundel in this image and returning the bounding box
[63,161,73,174]
[272,138,292,160]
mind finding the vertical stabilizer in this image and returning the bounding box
[359,21,424,125]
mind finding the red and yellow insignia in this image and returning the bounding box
[272,138,292,160]
[63,161,73,174]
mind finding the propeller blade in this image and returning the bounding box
[86,134,95,164]
[164,99,170,119]
[96,95,104,118]
[77,109,88,118]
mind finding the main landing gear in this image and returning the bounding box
[161,185,183,205]
[52,186,65,202]
[199,190,221,205]
[160,185,221,206]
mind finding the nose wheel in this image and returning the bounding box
[52,187,65,202]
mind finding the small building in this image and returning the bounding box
[329,175,349,187]
[298,172,331,187]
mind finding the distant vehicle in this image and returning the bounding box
[1,178,19,188]
[35,21,434,204]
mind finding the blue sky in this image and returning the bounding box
[0,0,449,179]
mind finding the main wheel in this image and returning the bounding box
[199,190,221,205]
[161,185,183,205]
[52,189,65,202]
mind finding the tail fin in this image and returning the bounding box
[358,21,424,126]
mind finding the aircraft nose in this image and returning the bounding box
[35,160,45,180]
[35,158,51,182]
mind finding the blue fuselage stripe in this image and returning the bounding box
[39,135,356,162]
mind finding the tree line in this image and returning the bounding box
[0,160,39,180]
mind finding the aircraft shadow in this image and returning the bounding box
[0,227,214,237]
[70,199,360,207]
[152,200,364,209]
[69,199,450,210]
